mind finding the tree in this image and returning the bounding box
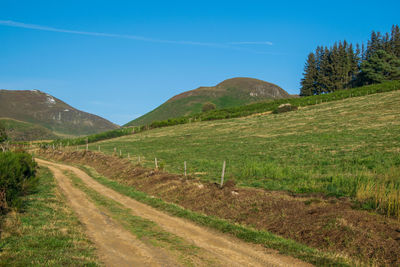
[390,25,400,58]
[359,49,400,84]
[300,52,317,96]
[366,31,383,59]
[202,102,216,112]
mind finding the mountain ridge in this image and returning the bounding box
[126,77,291,126]
[0,89,119,137]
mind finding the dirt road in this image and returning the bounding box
[37,158,311,267]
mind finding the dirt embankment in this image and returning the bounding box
[39,150,400,266]
[39,158,308,267]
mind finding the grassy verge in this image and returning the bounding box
[0,167,101,266]
[65,171,215,267]
[78,165,352,267]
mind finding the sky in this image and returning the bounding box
[1,1,399,125]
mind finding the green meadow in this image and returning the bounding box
[88,90,400,218]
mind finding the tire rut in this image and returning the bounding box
[42,164,179,267]
[38,158,312,267]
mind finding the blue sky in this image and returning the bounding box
[1,0,399,125]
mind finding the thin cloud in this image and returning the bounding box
[0,20,273,51]
[0,20,226,48]
[229,41,273,45]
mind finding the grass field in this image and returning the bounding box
[0,167,100,266]
[87,90,400,218]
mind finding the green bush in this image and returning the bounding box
[0,151,37,213]
[202,102,216,112]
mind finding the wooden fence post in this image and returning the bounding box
[220,161,226,188]
[155,158,158,169]
[184,161,187,177]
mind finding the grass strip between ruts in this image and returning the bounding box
[78,165,353,267]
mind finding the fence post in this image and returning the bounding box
[220,161,226,188]
[155,158,158,169]
[86,138,88,151]
[184,161,187,177]
[128,153,130,159]
[139,156,141,163]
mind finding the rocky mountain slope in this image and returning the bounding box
[0,89,119,137]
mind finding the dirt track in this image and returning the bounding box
[37,158,310,267]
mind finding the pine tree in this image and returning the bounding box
[391,25,400,58]
[300,52,317,96]
[366,31,382,59]
[359,49,400,84]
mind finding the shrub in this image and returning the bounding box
[0,151,37,213]
[0,122,7,152]
[202,102,217,112]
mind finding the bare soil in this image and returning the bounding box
[37,157,310,267]
[39,150,400,266]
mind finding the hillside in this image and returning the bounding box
[0,118,58,141]
[92,89,400,208]
[126,77,291,126]
[0,89,119,137]
[68,88,400,265]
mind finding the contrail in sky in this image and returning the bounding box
[0,20,273,49]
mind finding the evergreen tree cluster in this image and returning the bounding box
[300,25,400,96]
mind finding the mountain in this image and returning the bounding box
[0,89,119,137]
[125,77,291,126]
[0,118,58,141]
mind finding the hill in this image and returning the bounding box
[0,118,58,141]
[69,88,400,265]
[125,77,291,126]
[0,89,119,137]
[87,87,400,217]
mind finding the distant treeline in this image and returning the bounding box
[300,25,400,96]
[47,80,400,147]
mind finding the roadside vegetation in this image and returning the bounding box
[0,125,37,214]
[0,167,100,266]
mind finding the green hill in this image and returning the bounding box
[0,118,59,141]
[125,77,291,126]
[90,87,400,219]
[0,89,119,137]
